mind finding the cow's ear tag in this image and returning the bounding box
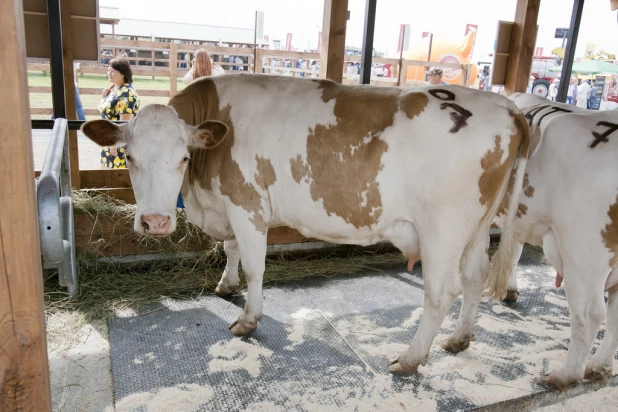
[194,120,228,149]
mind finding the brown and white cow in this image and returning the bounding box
[494,93,618,390]
[82,74,529,375]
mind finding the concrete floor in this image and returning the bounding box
[46,245,618,412]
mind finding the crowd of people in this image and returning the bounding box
[547,77,598,109]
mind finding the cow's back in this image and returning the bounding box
[170,75,526,243]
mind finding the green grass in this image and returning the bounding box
[28,71,185,120]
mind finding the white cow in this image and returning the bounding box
[82,74,529,375]
[503,93,585,301]
[494,93,618,390]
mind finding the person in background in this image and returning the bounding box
[426,67,447,85]
[98,57,140,169]
[101,49,112,64]
[51,62,85,121]
[479,66,491,91]
[183,49,225,86]
[235,56,244,71]
[548,78,559,101]
[589,80,598,109]
[567,79,575,104]
[576,79,591,109]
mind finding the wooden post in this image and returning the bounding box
[461,63,473,87]
[319,0,348,82]
[60,0,80,188]
[255,49,264,74]
[398,60,409,86]
[0,1,52,411]
[169,42,178,97]
[504,0,540,95]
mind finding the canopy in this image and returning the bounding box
[548,59,618,75]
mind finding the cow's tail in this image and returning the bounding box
[485,111,530,300]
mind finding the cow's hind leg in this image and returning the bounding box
[585,286,618,381]
[541,264,607,391]
[390,231,466,374]
[503,241,524,303]
[442,230,489,353]
[215,240,241,297]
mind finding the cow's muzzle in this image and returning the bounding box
[140,214,171,235]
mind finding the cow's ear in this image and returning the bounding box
[190,120,228,149]
[81,120,128,146]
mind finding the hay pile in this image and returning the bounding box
[44,191,406,319]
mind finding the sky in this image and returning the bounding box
[100,0,618,61]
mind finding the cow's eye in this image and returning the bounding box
[126,154,132,162]
[183,156,190,162]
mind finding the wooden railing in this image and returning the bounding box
[28,38,473,117]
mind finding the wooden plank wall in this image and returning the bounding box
[0,0,51,409]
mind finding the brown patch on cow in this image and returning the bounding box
[170,78,270,234]
[255,156,276,191]
[495,112,532,218]
[290,82,400,228]
[290,155,310,184]
[478,111,528,220]
[516,203,528,218]
[523,173,535,198]
[496,168,516,218]
[400,92,429,120]
[601,194,618,268]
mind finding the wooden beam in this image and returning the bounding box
[319,0,348,82]
[80,169,131,189]
[169,42,178,97]
[504,0,540,95]
[60,0,80,188]
[0,0,51,410]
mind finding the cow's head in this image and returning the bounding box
[81,104,228,236]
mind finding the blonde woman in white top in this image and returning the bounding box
[183,49,225,86]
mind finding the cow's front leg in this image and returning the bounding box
[215,240,241,297]
[227,223,267,336]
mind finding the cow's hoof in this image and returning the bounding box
[584,365,612,381]
[388,358,419,375]
[503,289,519,303]
[214,284,238,297]
[537,373,580,391]
[441,335,474,353]
[229,319,258,336]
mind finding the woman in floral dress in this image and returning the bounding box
[98,57,140,168]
